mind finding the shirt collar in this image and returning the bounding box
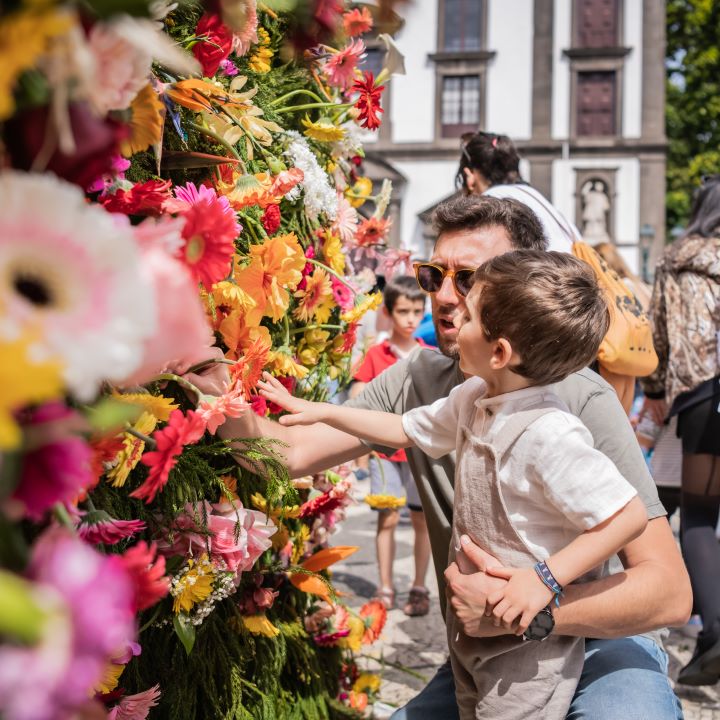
[474,383,558,412]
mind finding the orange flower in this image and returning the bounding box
[219,309,271,360]
[355,216,391,247]
[164,78,231,112]
[359,599,387,644]
[230,336,271,395]
[204,280,258,332]
[238,233,306,321]
[218,172,277,210]
[293,267,335,324]
[269,167,304,197]
[120,84,165,157]
[343,7,373,37]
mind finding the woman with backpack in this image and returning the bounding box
[641,175,720,686]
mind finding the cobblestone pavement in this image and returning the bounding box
[334,491,720,719]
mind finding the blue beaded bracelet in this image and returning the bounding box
[534,561,563,607]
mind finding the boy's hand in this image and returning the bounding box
[257,372,327,425]
[485,566,554,635]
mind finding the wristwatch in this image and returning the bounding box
[523,605,555,641]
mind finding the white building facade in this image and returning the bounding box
[364,0,666,276]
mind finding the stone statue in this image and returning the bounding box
[581,180,610,244]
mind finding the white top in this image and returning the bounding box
[485,184,579,254]
[402,377,637,559]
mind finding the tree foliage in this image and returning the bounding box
[666,0,720,232]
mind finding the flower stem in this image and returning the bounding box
[274,102,352,114]
[188,121,245,167]
[288,324,344,335]
[154,373,203,399]
[306,257,357,292]
[53,503,76,531]
[125,425,156,449]
[269,89,325,107]
[283,314,291,347]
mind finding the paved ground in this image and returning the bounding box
[333,484,720,719]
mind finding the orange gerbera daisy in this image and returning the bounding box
[343,7,373,37]
[120,84,165,157]
[359,599,387,644]
[293,268,334,324]
[229,335,271,395]
[218,309,271,360]
[204,280,257,331]
[237,233,306,321]
[355,216,391,247]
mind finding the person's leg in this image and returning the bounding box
[409,509,431,589]
[376,508,400,602]
[566,636,683,719]
[390,659,459,720]
[677,452,720,684]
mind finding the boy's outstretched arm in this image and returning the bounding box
[485,495,648,634]
[257,373,413,450]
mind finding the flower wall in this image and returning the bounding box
[0,1,408,718]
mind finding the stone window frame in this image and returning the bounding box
[429,0,494,146]
[574,167,618,244]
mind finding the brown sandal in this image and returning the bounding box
[403,587,430,617]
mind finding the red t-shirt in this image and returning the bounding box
[353,339,427,462]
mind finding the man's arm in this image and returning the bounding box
[446,519,691,639]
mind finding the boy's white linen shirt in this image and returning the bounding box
[401,376,638,559]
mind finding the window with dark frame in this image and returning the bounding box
[443,0,483,52]
[575,0,619,48]
[441,75,480,138]
[576,70,616,136]
[360,46,384,80]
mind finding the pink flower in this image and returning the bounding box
[78,512,146,545]
[220,58,239,76]
[107,685,161,720]
[197,386,250,434]
[250,395,268,416]
[378,247,413,279]
[12,403,94,521]
[119,241,213,386]
[132,410,207,503]
[331,277,354,311]
[342,7,373,37]
[120,541,170,612]
[332,194,359,243]
[165,181,237,220]
[230,0,259,55]
[323,39,365,88]
[0,529,135,720]
[87,155,131,194]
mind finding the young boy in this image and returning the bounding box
[259,250,648,720]
[351,275,432,616]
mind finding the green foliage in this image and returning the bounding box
[666,0,720,231]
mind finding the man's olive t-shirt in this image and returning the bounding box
[346,348,666,619]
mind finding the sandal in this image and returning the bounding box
[373,587,396,610]
[403,586,430,617]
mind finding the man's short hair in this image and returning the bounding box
[473,250,609,386]
[432,195,548,251]
[383,275,425,312]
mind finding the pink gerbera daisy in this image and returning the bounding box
[343,7,373,37]
[177,196,241,288]
[332,193,359,243]
[79,512,146,545]
[323,39,365,88]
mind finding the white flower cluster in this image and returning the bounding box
[332,122,364,160]
[186,572,237,627]
[284,131,338,221]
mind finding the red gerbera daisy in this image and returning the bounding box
[351,72,384,130]
[261,204,281,235]
[120,541,169,612]
[100,179,173,216]
[299,489,343,519]
[355,216,391,246]
[178,196,240,288]
[132,410,207,503]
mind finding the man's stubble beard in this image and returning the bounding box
[432,317,460,360]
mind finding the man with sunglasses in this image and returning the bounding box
[192,194,690,719]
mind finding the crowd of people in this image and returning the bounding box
[186,131,720,718]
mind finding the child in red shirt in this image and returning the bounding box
[352,276,432,616]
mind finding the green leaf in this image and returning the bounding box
[83,397,142,433]
[173,613,196,655]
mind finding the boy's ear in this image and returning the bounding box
[489,338,514,370]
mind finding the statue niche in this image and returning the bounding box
[580,179,611,244]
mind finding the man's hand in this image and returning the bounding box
[257,373,329,425]
[166,347,230,399]
[444,536,510,637]
[642,397,668,426]
[485,566,554,635]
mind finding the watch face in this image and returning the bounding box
[524,608,554,641]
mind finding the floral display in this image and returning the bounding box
[0,1,404,718]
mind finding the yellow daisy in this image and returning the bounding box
[243,614,280,637]
[302,116,346,143]
[353,673,381,694]
[119,83,165,158]
[321,231,346,275]
[0,333,63,449]
[94,662,125,695]
[267,350,308,379]
[172,555,215,614]
[338,614,366,652]
[0,7,72,120]
[106,411,158,488]
[340,291,382,324]
[112,392,178,422]
[293,268,335,324]
[248,28,273,73]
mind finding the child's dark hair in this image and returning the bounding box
[472,250,609,386]
[383,275,425,312]
[456,131,523,191]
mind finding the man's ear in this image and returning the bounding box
[489,338,514,370]
[463,167,475,193]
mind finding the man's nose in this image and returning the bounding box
[435,274,459,305]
